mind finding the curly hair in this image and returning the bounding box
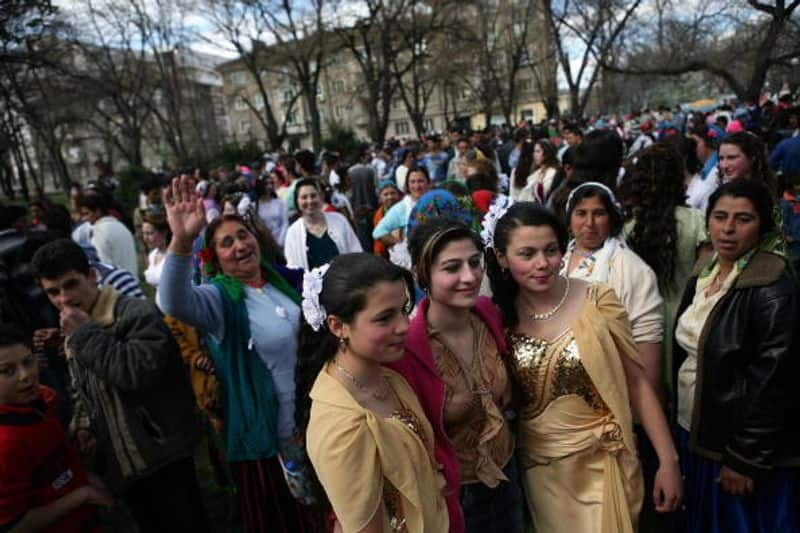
[619,142,686,292]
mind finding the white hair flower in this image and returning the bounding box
[480,195,513,249]
[301,263,330,331]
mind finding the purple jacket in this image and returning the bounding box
[387,296,509,533]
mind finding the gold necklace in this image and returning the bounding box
[333,360,389,401]
[526,276,570,321]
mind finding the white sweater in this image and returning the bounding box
[284,211,363,270]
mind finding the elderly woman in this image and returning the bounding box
[158,176,321,533]
[674,179,800,532]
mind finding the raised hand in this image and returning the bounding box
[163,175,206,252]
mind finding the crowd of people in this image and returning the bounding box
[0,93,799,533]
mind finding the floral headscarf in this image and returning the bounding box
[406,189,480,236]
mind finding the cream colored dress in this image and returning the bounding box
[509,284,644,533]
[306,368,449,533]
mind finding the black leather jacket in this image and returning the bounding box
[673,251,800,478]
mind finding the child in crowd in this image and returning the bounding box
[0,325,112,532]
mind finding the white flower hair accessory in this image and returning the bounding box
[301,263,330,331]
[481,195,514,249]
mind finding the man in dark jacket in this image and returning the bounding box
[31,239,207,532]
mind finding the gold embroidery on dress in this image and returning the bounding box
[382,405,430,532]
[508,331,608,420]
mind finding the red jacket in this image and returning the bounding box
[387,296,509,533]
[0,386,97,532]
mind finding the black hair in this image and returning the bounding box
[294,253,415,431]
[485,202,568,328]
[408,217,482,290]
[706,179,775,237]
[565,184,625,237]
[514,140,535,190]
[254,176,277,200]
[76,189,111,214]
[561,123,583,137]
[294,149,316,175]
[621,143,687,291]
[405,166,430,194]
[0,324,32,350]
[576,130,624,190]
[41,204,73,239]
[31,239,91,280]
[689,124,720,150]
[662,132,702,175]
[293,177,323,212]
[466,171,498,193]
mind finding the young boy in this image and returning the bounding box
[30,239,205,532]
[0,325,111,532]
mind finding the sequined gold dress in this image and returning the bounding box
[509,284,644,533]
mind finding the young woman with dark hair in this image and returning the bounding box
[485,202,682,532]
[510,139,534,200]
[387,217,524,533]
[620,143,709,398]
[296,253,449,532]
[518,140,560,204]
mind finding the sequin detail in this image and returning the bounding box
[508,331,608,420]
[381,406,431,532]
[382,481,407,532]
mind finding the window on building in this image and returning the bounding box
[239,120,250,134]
[333,80,345,94]
[317,88,325,101]
[283,89,294,103]
[234,95,247,111]
[395,121,410,135]
[422,118,434,132]
[517,78,533,92]
[255,94,265,110]
[393,98,402,110]
[287,110,299,125]
[231,71,247,86]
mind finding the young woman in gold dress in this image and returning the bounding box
[484,201,682,532]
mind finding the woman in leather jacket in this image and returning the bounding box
[673,178,800,532]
